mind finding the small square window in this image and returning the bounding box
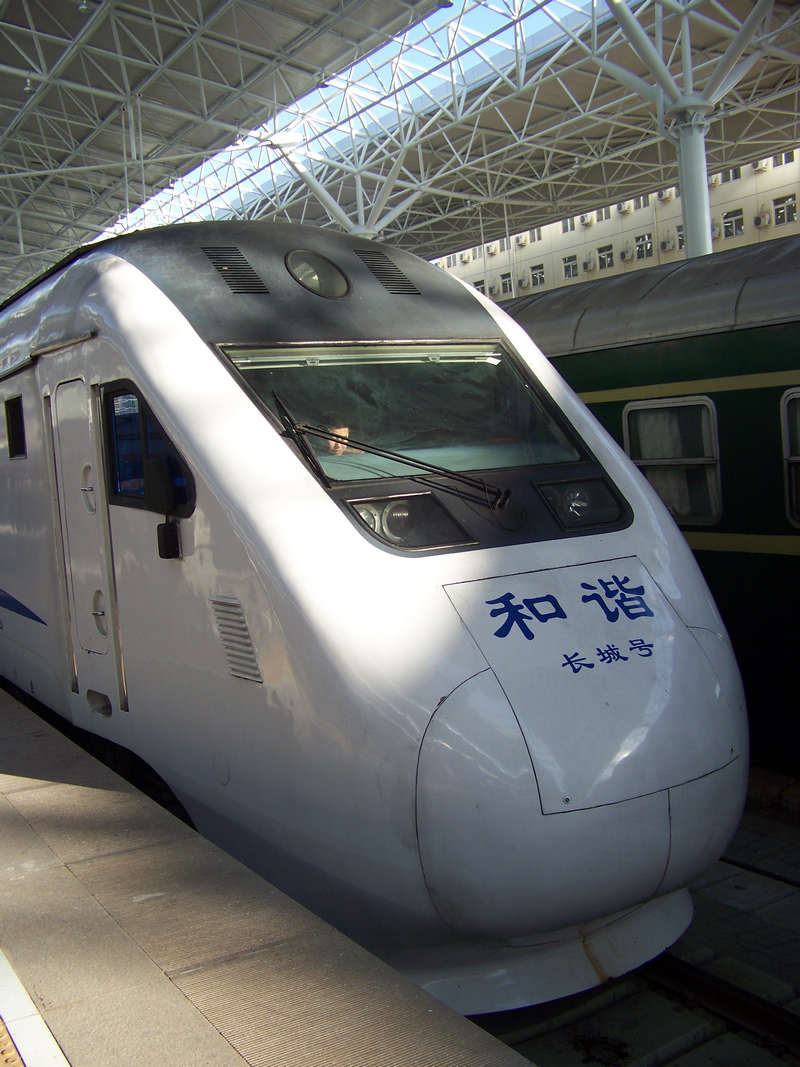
[5,396,26,458]
[530,264,545,287]
[563,254,578,279]
[723,208,744,238]
[598,244,614,270]
[635,233,653,260]
[624,398,721,525]
[774,194,796,226]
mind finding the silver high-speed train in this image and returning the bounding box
[0,221,747,1013]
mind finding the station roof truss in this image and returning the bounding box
[1,0,799,300]
[0,0,444,298]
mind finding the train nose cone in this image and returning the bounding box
[416,669,672,938]
[442,556,745,814]
[418,556,748,940]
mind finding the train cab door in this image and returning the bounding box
[52,377,124,720]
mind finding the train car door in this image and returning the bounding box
[52,378,123,717]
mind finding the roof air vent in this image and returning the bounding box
[352,249,421,294]
[201,247,269,294]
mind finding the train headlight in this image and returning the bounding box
[349,493,473,550]
[538,479,622,529]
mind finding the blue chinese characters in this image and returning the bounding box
[485,572,657,676]
[485,592,567,641]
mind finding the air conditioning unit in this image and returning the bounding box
[460,251,471,263]
[711,221,721,239]
[582,256,596,272]
[657,188,674,202]
[708,173,721,187]
[754,211,772,227]
[486,243,498,256]
[518,276,530,288]
[620,247,634,261]
[753,159,770,173]
[660,236,675,251]
[515,233,528,247]
[617,201,631,214]
[580,213,594,227]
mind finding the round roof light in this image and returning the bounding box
[285,249,349,298]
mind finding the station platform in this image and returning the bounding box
[0,688,527,1067]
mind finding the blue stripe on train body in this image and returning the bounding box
[0,588,46,625]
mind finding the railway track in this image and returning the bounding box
[475,853,800,1066]
[475,960,800,1065]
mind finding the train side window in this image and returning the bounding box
[623,397,721,525]
[781,390,800,526]
[4,396,26,458]
[103,384,195,517]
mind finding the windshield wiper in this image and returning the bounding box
[272,393,331,488]
[300,424,511,511]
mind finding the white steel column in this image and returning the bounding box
[603,0,774,259]
[673,103,712,258]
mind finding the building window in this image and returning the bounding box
[635,232,653,260]
[563,254,578,279]
[497,237,509,252]
[530,264,545,287]
[4,396,26,458]
[720,166,741,183]
[597,245,614,270]
[774,194,797,226]
[633,194,650,210]
[773,150,794,167]
[623,398,721,525]
[445,253,456,268]
[472,246,483,259]
[474,279,485,294]
[596,206,612,223]
[529,227,542,243]
[783,390,800,526]
[500,272,513,295]
[676,224,685,250]
[722,208,744,238]
[562,218,576,234]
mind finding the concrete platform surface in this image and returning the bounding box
[0,689,528,1067]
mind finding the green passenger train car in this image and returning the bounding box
[502,235,799,773]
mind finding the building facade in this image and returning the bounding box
[434,151,799,298]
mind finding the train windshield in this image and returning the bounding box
[226,343,580,481]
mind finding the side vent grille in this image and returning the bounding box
[201,247,269,294]
[353,249,421,294]
[209,595,263,683]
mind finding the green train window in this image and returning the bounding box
[623,397,721,526]
[781,390,800,527]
